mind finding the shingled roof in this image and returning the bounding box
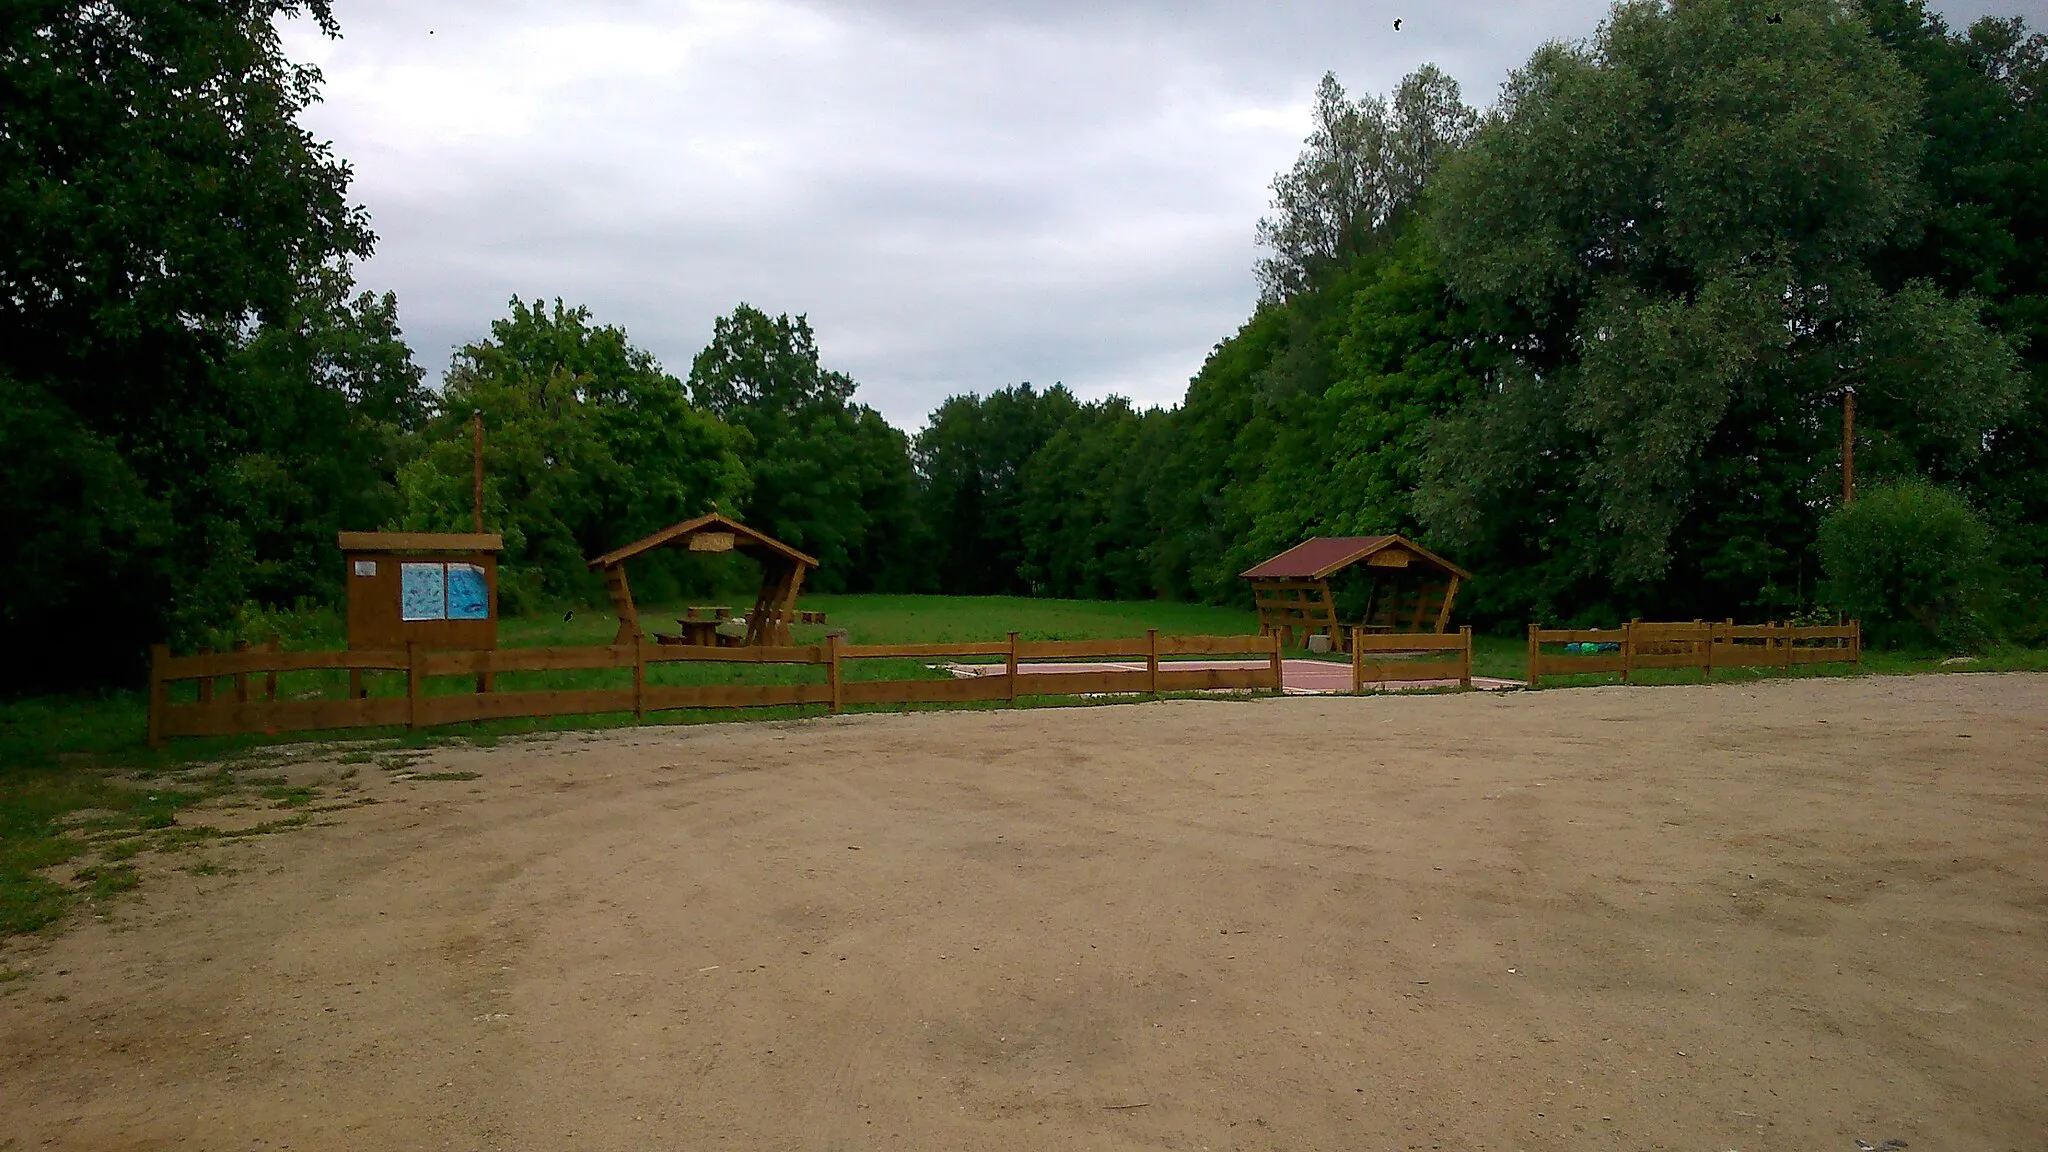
[1240,535,1470,581]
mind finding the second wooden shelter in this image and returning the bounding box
[1241,534,1469,650]
[588,513,818,647]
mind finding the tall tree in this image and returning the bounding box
[402,299,750,610]
[1,0,379,686]
[687,304,920,591]
[1417,0,2025,625]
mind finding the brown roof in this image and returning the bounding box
[587,512,818,571]
[338,531,503,554]
[1240,535,1470,581]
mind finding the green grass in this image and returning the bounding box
[6,593,2047,943]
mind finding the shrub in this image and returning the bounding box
[1817,480,1993,650]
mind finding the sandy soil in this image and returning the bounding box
[4,674,2046,1152]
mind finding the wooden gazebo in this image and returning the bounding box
[587,513,818,647]
[1241,535,1469,650]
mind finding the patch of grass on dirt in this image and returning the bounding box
[409,771,481,782]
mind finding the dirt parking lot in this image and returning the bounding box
[4,674,2045,1151]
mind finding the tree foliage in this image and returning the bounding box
[1818,481,1993,647]
[1415,0,2025,623]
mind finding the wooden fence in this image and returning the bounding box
[147,631,1284,747]
[1351,627,1472,691]
[1525,620,1861,686]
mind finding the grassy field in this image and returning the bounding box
[6,593,2046,944]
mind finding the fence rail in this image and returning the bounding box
[147,630,1285,747]
[1526,620,1860,686]
[1350,627,1473,691]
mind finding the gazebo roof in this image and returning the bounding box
[1240,534,1470,581]
[587,513,817,571]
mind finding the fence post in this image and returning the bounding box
[147,644,169,750]
[1268,631,1284,695]
[1526,624,1541,688]
[633,634,647,722]
[1460,625,1473,689]
[1146,629,1159,696]
[1851,619,1862,665]
[828,632,843,714]
[1006,632,1019,704]
[1697,619,1713,680]
[1351,627,1364,694]
[1623,620,1638,683]
[1779,621,1793,671]
[406,641,422,731]
[232,638,250,704]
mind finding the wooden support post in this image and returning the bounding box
[1268,631,1284,695]
[1459,625,1473,689]
[232,638,250,704]
[1351,627,1364,694]
[1851,619,1862,665]
[197,645,214,704]
[1623,620,1638,683]
[1526,624,1541,688]
[1146,629,1159,695]
[633,634,647,721]
[827,632,843,714]
[1006,632,1020,704]
[1779,621,1793,671]
[406,642,423,731]
[1697,619,1713,680]
[147,644,169,751]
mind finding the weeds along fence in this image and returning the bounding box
[1525,621,1861,686]
[147,631,1285,747]
[1350,627,1472,690]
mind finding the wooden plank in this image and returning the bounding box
[643,683,833,711]
[1155,667,1269,692]
[1792,625,1859,641]
[1352,632,1470,652]
[1017,669,1152,697]
[1630,652,1708,670]
[159,697,411,738]
[1006,633,1019,704]
[420,645,637,676]
[838,641,1012,659]
[1530,628,1631,644]
[338,531,503,553]
[1357,659,1467,683]
[1789,646,1857,665]
[414,688,637,726]
[157,647,413,680]
[1013,638,1152,660]
[643,644,827,665]
[1146,630,1159,695]
[1527,624,1541,688]
[841,677,1012,706]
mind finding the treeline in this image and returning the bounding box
[4,0,2044,693]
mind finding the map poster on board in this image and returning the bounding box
[446,563,490,620]
[400,563,447,621]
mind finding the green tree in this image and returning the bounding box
[1417,0,2026,624]
[686,304,921,592]
[1818,480,1993,648]
[0,0,381,686]
[913,384,1083,595]
[401,299,750,610]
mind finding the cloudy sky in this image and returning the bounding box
[285,0,2018,429]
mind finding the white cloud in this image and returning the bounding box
[287,0,2013,427]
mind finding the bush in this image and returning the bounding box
[1817,480,1993,650]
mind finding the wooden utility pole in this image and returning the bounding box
[471,408,485,532]
[1841,387,1856,506]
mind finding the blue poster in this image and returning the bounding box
[400,563,446,621]
[446,563,490,620]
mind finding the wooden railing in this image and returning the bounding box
[147,631,1284,747]
[1350,627,1472,690]
[1525,621,1860,686]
